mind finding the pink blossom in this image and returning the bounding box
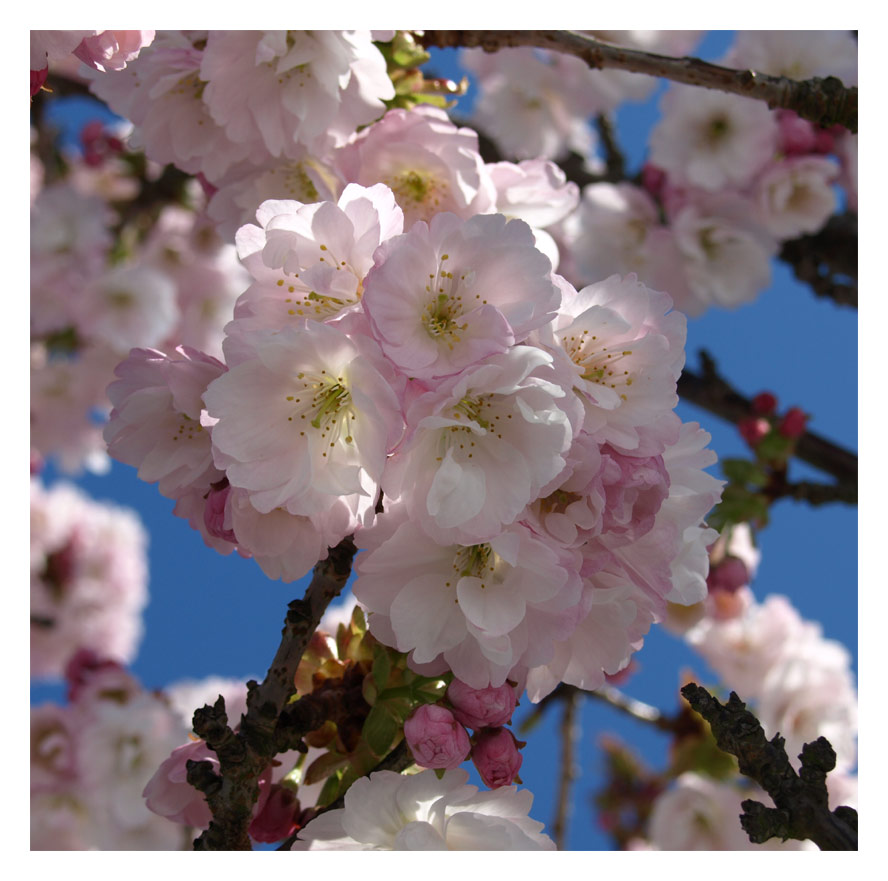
[73,31,155,73]
[667,192,777,314]
[446,679,517,730]
[338,106,496,228]
[200,31,393,159]
[84,32,254,181]
[404,704,471,770]
[204,321,403,518]
[542,273,686,453]
[104,346,227,500]
[471,727,523,789]
[649,84,778,191]
[31,31,94,73]
[355,507,582,689]
[232,184,403,333]
[462,47,599,161]
[142,739,217,829]
[363,212,560,381]
[753,155,838,239]
[381,345,575,545]
[31,479,148,678]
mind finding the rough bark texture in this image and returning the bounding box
[187,536,357,850]
[681,683,857,850]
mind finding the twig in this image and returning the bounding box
[769,480,857,507]
[418,31,857,132]
[521,682,680,735]
[594,114,626,182]
[678,350,857,486]
[552,687,580,849]
[187,535,357,850]
[587,684,680,734]
[681,683,857,850]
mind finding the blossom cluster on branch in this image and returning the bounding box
[29,28,857,851]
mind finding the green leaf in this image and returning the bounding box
[756,432,794,463]
[303,751,350,786]
[317,768,345,808]
[372,644,391,690]
[434,768,446,780]
[362,703,400,757]
[721,458,769,488]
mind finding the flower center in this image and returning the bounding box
[284,372,355,452]
[559,329,633,398]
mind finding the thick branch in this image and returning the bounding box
[779,213,858,308]
[188,535,357,850]
[552,686,580,849]
[678,350,857,486]
[419,31,857,132]
[681,684,857,850]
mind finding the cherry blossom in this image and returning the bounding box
[293,768,554,850]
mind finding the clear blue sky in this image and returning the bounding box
[31,31,857,851]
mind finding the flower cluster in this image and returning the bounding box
[30,175,248,474]
[31,652,188,850]
[31,478,148,677]
[556,30,856,314]
[103,166,722,702]
[686,589,858,773]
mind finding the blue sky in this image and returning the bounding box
[30,31,857,851]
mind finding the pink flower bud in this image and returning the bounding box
[446,678,517,730]
[31,66,48,97]
[706,556,749,595]
[751,391,778,415]
[249,784,300,844]
[203,482,236,543]
[142,740,218,829]
[738,416,770,447]
[776,110,818,155]
[471,727,523,789]
[779,406,808,438]
[64,649,139,703]
[641,163,667,198]
[404,704,471,770]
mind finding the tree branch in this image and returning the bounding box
[779,213,858,309]
[552,686,580,849]
[521,682,681,735]
[419,31,857,132]
[678,350,857,486]
[681,683,857,850]
[187,535,357,850]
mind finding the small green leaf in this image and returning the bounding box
[317,768,345,808]
[362,703,399,757]
[721,458,769,487]
[372,645,391,690]
[756,432,794,463]
[434,768,446,780]
[303,751,350,786]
